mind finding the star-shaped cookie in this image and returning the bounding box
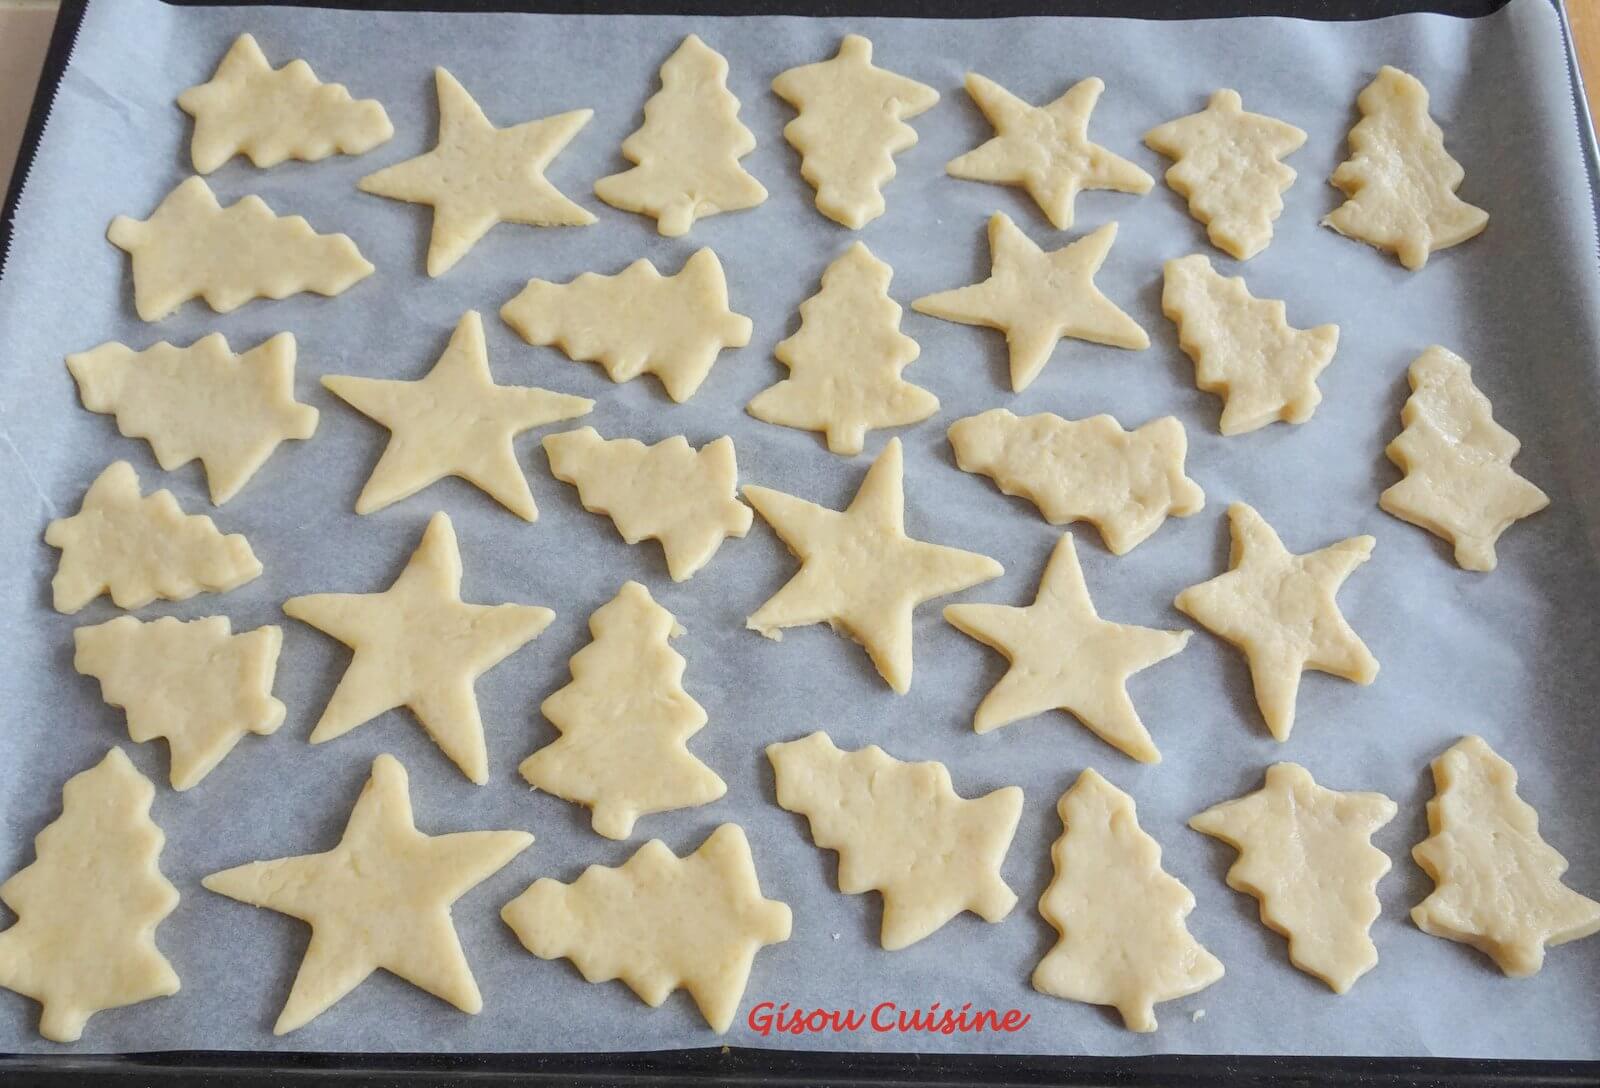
[913,214,1147,392]
[358,68,594,277]
[744,437,1002,694]
[203,753,532,1034]
[1175,503,1377,741]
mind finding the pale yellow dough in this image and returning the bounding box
[74,615,285,791]
[767,731,1022,950]
[947,408,1203,555]
[744,438,1002,694]
[1190,763,1396,993]
[501,824,790,1032]
[913,214,1147,393]
[543,428,751,582]
[204,753,531,1034]
[283,512,554,784]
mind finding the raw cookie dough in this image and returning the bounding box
[520,581,727,840]
[1380,346,1548,572]
[283,512,554,784]
[66,332,318,505]
[747,242,936,456]
[177,32,392,174]
[322,311,592,520]
[500,824,791,1033]
[73,615,285,791]
[1143,90,1306,261]
[543,428,752,582]
[945,534,1190,763]
[913,214,1147,393]
[593,35,767,237]
[743,437,1002,694]
[1034,769,1223,1033]
[203,753,532,1034]
[1411,736,1600,976]
[770,34,938,229]
[1190,763,1397,993]
[1174,503,1377,742]
[947,74,1152,230]
[767,731,1023,950]
[947,408,1203,554]
[358,68,594,277]
[45,460,261,614]
[501,248,751,404]
[107,176,372,322]
[1325,66,1488,270]
[1161,254,1339,436]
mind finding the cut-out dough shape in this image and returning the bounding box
[948,408,1203,555]
[1144,90,1306,261]
[1325,66,1488,270]
[744,437,1002,694]
[913,214,1147,393]
[543,428,752,581]
[501,824,790,1032]
[322,311,591,521]
[66,332,319,505]
[74,615,285,791]
[748,241,937,455]
[204,753,531,1034]
[594,34,767,237]
[1412,736,1600,976]
[501,248,751,404]
[1190,762,1396,993]
[359,68,594,277]
[945,534,1190,763]
[1162,254,1339,436]
[1034,769,1223,1032]
[1380,346,1548,572]
[521,581,726,839]
[771,34,938,229]
[1175,503,1377,742]
[283,512,554,784]
[0,748,179,1042]
[177,32,393,174]
[45,460,262,614]
[107,176,372,322]
[767,731,1022,950]
[947,74,1152,230]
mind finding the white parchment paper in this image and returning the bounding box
[1,0,1598,1060]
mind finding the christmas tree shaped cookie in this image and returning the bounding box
[1144,90,1306,261]
[543,428,752,581]
[1190,763,1397,993]
[948,408,1204,554]
[748,242,936,455]
[0,748,179,1042]
[1162,254,1339,436]
[913,214,1147,393]
[45,461,261,614]
[107,176,372,321]
[767,732,1023,950]
[66,332,319,505]
[521,581,727,840]
[178,33,393,174]
[501,824,791,1032]
[1034,769,1223,1032]
[1412,736,1600,976]
[594,35,767,237]
[74,616,286,791]
[1380,346,1548,572]
[771,35,939,229]
[1325,67,1488,270]
[501,248,751,403]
